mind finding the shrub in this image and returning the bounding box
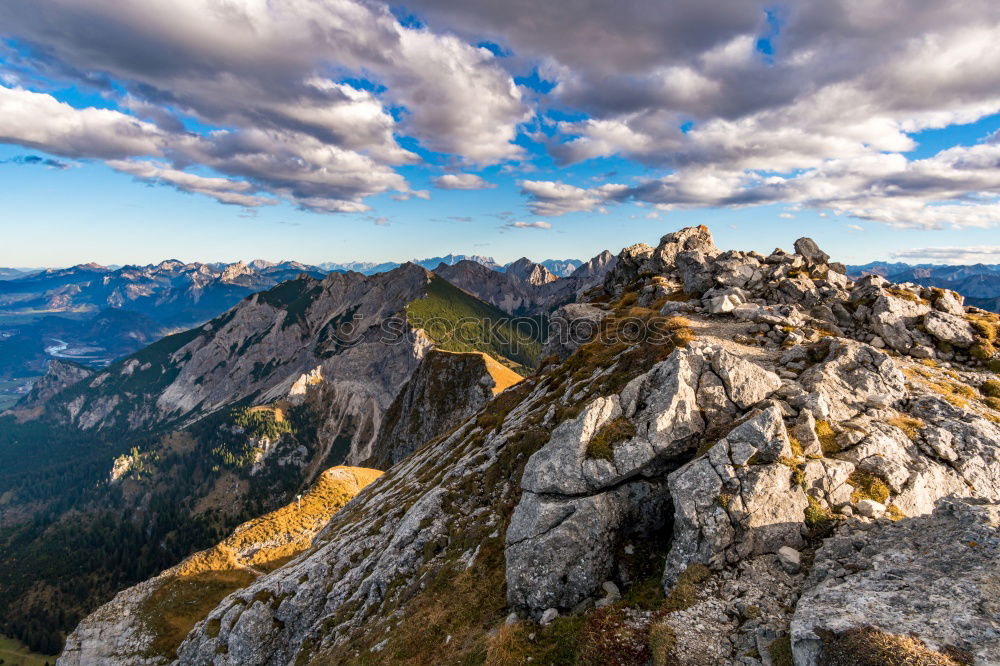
[805,495,834,531]
[981,380,1000,398]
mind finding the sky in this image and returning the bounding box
[1,0,1000,268]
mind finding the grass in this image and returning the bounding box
[847,471,890,504]
[138,466,381,660]
[768,635,794,666]
[663,563,712,612]
[586,417,637,461]
[886,288,928,304]
[887,414,925,441]
[981,380,1000,398]
[138,570,256,660]
[407,275,543,372]
[0,635,57,665]
[805,495,835,531]
[815,420,839,455]
[818,627,972,666]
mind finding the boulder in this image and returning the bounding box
[791,497,1000,665]
[793,238,831,266]
[923,310,976,347]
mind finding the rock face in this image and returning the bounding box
[791,497,1000,665]
[58,466,381,666]
[27,264,530,466]
[505,257,558,286]
[10,359,94,413]
[368,349,517,467]
[53,226,1000,666]
[435,248,614,315]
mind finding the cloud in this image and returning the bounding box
[519,180,628,216]
[0,154,69,169]
[0,85,167,159]
[433,173,495,190]
[106,159,276,207]
[505,220,552,229]
[0,0,529,214]
[891,246,1000,264]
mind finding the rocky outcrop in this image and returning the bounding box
[368,349,518,468]
[505,257,558,286]
[54,226,1000,666]
[542,302,609,360]
[436,248,615,316]
[791,497,1000,665]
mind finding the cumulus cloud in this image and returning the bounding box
[505,220,552,229]
[433,173,495,190]
[0,0,529,213]
[892,246,1000,264]
[0,85,167,159]
[519,180,627,216]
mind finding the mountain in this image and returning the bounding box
[505,257,558,286]
[53,226,1000,666]
[538,258,584,277]
[848,261,1000,313]
[317,254,502,275]
[60,465,381,664]
[0,265,541,653]
[434,250,615,316]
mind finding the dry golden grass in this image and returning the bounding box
[476,352,525,394]
[819,626,972,666]
[888,414,925,441]
[178,466,381,575]
[815,420,839,455]
[138,466,381,660]
[847,471,890,504]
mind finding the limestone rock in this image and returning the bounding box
[791,497,1000,665]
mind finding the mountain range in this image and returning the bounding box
[1,232,999,664]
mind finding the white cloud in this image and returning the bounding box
[892,246,1000,264]
[506,220,552,229]
[433,173,495,190]
[106,159,275,207]
[519,180,628,216]
[0,85,167,159]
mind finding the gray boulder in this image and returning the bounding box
[791,497,1000,665]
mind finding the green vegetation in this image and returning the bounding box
[586,417,637,460]
[0,634,57,665]
[406,275,543,373]
[662,563,712,612]
[981,379,1000,398]
[805,495,835,532]
[768,635,794,666]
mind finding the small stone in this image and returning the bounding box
[777,546,801,574]
[856,499,886,518]
[505,612,519,626]
[870,336,885,349]
[539,608,559,626]
[623,544,635,555]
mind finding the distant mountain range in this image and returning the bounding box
[0,254,599,381]
[847,261,1000,313]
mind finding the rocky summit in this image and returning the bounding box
[7,226,1000,666]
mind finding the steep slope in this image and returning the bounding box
[435,249,614,316]
[0,265,537,653]
[367,349,522,468]
[97,226,1000,666]
[59,466,381,666]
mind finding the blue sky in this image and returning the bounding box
[1,1,999,267]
